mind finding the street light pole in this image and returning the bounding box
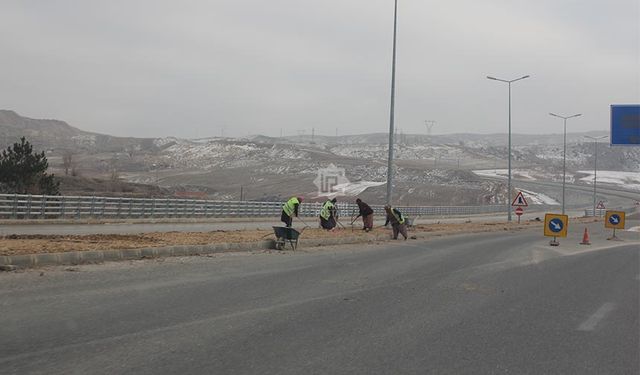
[385,0,399,205]
[584,135,608,216]
[549,112,581,215]
[487,74,530,221]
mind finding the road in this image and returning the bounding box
[1,222,638,374]
[509,178,638,208]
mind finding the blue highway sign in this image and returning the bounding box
[611,105,640,145]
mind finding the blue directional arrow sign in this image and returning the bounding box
[548,218,564,233]
[605,210,625,229]
[608,214,620,225]
[544,213,568,237]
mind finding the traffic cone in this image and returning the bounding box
[580,227,591,245]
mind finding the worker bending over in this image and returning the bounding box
[384,205,407,240]
[281,196,302,227]
[354,198,374,232]
[320,198,338,230]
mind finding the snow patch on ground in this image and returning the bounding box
[517,188,560,205]
[577,170,640,191]
[473,169,541,180]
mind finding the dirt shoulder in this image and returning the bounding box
[0,217,600,256]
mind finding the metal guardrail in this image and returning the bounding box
[584,206,637,217]
[0,193,511,220]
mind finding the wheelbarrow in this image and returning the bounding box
[272,226,305,250]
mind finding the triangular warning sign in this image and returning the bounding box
[596,201,605,209]
[511,191,528,207]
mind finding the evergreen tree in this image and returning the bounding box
[0,137,60,195]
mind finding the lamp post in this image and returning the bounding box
[486,74,530,221]
[549,112,581,215]
[385,0,399,205]
[584,135,608,216]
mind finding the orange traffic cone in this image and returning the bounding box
[580,227,591,245]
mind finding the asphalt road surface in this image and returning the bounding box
[1,222,638,374]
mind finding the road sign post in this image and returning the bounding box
[544,213,568,246]
[514,206,524,223]
[604,210,625,240]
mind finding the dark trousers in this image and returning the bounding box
[362,214,374,230]
[392,223,408,240]
[320,216,336,230]
[281,211,292,227]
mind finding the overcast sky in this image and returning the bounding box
[1,0,638,138]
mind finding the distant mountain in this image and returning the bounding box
[1,110,635,204]
[0,110,157,153]
[280,131,611,147]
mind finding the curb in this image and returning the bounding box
[0,239,276,269]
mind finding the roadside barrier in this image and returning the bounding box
[0,193,510,220]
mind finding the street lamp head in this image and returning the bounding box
[549,112,561,118]
[570,113,582,118]
[512,75,530,82]
[486,76,498,81]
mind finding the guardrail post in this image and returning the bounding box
[89,196,96,218]
[10,194,16,219]
[101,198,106,218]
[128,198,133,218]
[152,198,156,217]
[117,197,122,218]
[75,197,81,219]
[26,194,32,219]
[60,196,66,218]
[41,195,46,219]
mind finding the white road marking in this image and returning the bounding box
[627,226,640,232]
[578,302,616,331]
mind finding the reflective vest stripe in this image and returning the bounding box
[282,197,299,217]
[320,201,333,220]
[391,208,404,224]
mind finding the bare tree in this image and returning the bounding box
[62,151,73,176]
[109,155,119,182]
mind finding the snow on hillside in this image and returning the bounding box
[578,170,640,191]
[517,189,560,205]
[472,169,556,181]
[162,141,311,169]
[330,144,463,160]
